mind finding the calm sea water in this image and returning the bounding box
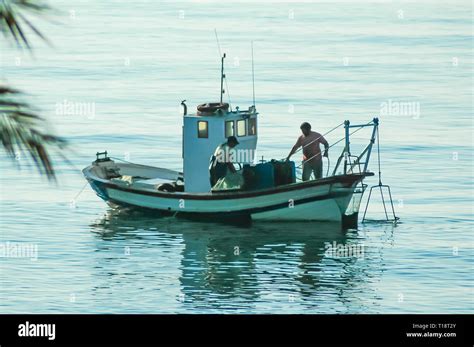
[0,1,472,313]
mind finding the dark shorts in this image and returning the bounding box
[302,159,322,181]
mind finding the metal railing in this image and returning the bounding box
[291,118,379,180]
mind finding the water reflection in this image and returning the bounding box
[89,209,392,313]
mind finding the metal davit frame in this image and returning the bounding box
[332,117,379,176]
[361,124,399,223]
[332,118,399,224]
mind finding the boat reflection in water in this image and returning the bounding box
[89,209,394,313]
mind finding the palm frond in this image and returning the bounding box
[0,0,50,48]
[0,86,66,180]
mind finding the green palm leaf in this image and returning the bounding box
[1,2,65,181]
[0,0,50,48]
[0,86,66,180]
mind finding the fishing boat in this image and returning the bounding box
[83,54,380,228]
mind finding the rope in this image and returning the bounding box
[325,156,330,177]
[71,181,89,205]
[71,156,144,205]
[110,156,135,164]
[296,122,369,169]
[376,126,382,185]
[294,156,330,180]
[224,74,232,110]
[291,122,344,157]
[109,156,153,168]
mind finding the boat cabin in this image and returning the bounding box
[182,102,258,192]
[181,52,296,193]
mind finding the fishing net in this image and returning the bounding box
[212,172,244,191]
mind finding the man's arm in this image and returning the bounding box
[320,135,329,157]
[286,137,302,161]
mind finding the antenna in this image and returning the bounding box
[220,53,226,104]
[214,29,232,110]
[251,41,256,110]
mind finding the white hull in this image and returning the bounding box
[83,161,371,224]
[104,181,353,222]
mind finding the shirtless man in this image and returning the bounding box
[286,122,329,181]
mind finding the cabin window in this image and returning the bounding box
[248,118,257,136]
[225,120,234,137]
[237,119,246,137]
[197,121,208,138]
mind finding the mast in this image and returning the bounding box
[251,41,255,109]
[220,53,226,104]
